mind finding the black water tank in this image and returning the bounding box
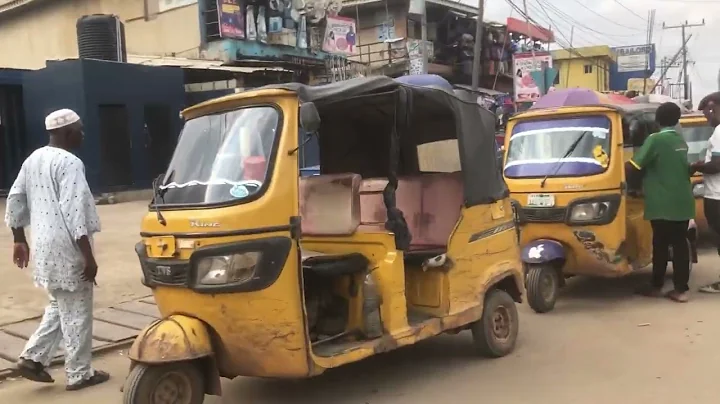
[76,14,127,62]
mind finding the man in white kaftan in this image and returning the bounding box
[4,109,109,390]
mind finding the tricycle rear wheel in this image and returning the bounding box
[123,362,205,404]
[526,264,559,313]
[471,289,519,358]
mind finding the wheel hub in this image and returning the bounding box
[152,372,192,404]
[491,305,511,341]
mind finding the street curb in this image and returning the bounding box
[0,337,136,382]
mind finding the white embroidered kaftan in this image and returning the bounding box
[4,146,101,291]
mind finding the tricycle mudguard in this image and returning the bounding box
[128,314,214,363]
[521,240,566,265]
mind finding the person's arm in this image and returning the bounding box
[58,158,100,282]
[693,130,720,174]
[625,135,656,183]
[5,164,29,241]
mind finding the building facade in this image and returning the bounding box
[551,45,615,92]
[0,0,201,69]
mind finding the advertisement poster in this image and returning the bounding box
[615,45,652,73]
[323,16,357,56]
[159,0,197,13]
[512,52,552,102]
[217,0,245,39]
[407,39,433,75]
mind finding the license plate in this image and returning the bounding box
[527,194,555,207]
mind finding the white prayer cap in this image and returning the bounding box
[45,109,81,131]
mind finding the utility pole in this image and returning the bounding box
[471,0,485,90]
[649,33,693,94]
[663,19,704,103]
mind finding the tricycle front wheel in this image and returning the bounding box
[526,264,559,314]
[123,362,205,404]
[471,289,519,358]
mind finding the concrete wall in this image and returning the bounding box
[0,0,201,69]
[554,58,612,92]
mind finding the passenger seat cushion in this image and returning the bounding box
[300,173,361,236]
[414,172,464,248]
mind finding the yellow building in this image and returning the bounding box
[551,45,615,92]
[0,0,201,69]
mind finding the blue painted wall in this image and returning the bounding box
[609,44,656,92]
[23,59,185,192]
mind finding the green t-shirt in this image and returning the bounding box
[629,127,695,221]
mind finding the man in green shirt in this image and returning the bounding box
[627,102,695,302]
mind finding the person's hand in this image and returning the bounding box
[12,242,29,269]
[82,256,98,284]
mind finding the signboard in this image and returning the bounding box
[159,0,197,13]
[627,78,656,94]
[323,16,357,56]
[217,0,244,39]
[407,39,433,75]
[615,45,652,73]
[512,52,552,102]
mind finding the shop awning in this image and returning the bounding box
[127,55,291,72]
[506,17,554,42]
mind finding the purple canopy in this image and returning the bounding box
[530,88,634,109]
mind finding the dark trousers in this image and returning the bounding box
[704,198,720,254]
[651,220,690,292]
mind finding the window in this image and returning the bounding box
[584,64,593,74]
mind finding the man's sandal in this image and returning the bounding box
[66,370,110,391]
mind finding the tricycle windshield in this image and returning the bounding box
[505,115,612,178]
[680,123,712,163]
[157,106,279,206]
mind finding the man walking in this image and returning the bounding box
[692,92,720,293]
[4,109,110,390]
[627,102,695,302]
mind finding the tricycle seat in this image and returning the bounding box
[302,250,370,277]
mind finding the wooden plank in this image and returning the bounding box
[94,308,155,331]
[91,320,139,342]
[1,320,42,340]
[113,301,160,319]
[0,356,14,370]
[0,331,27,362]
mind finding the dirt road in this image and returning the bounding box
[2,252,720,403]
[0,201,152,325]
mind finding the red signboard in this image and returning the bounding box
[506,17,554,43]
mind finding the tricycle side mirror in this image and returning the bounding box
[299,102,320,133]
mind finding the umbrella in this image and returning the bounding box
[530,88,635,110]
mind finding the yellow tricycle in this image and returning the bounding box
[123,76,524,403]
[504,103,698,313]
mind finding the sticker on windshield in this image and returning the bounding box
[230,185,250,198]
[591,131,607,139]
[593,145,609,168]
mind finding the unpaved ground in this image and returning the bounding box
[2,250,720,403]
[0,201,152,325]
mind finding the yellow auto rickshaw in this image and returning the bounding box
[679,112,713,234]
[123,76,524,403]
[503,103,698,313]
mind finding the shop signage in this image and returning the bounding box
[615,45,652,73]
[512,52,553,102]
[323,16,357,56]
[159,0,197,13]
[217,0,245,39]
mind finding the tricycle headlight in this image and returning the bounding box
[569,201,611,223]
[195,252,260,285]
[693,183,705,197]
